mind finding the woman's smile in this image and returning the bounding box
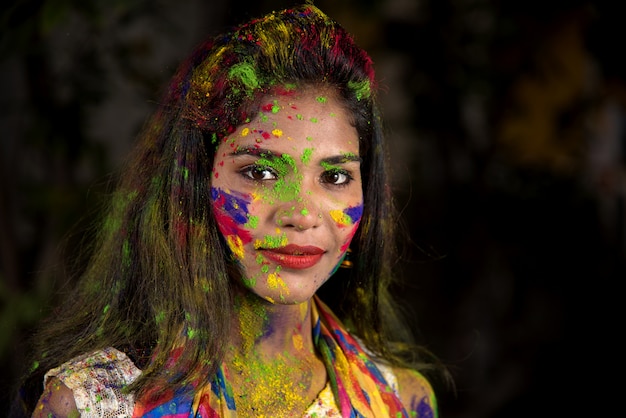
[259,244,326,270]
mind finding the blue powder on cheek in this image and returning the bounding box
[211,187,251,225]
[344,205,364,223]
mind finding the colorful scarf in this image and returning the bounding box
[133,297,411,417]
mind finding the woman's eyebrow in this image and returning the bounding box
[321,154,362,165]
[230,146,276,158]
[230,145,361,164]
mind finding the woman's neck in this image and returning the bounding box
[224,290,327,415]
[228,291,316,359]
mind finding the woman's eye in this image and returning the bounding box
[321,169,352,186]
[241,165,277,181]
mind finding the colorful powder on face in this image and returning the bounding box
[211,188,254,259]
[273,177,301,202]
[309,117,318,123]
[241,128,250,137]
[245,215,259,229]
[255,153,302,202]
[272,129,283,137]
[254,233,288,249]
[301,148,313,164]
[316,96,327,103]
[344,204,363,224]
[330,210,351,227]
[266,273,280,289]
[296,114,304,120]
[329,204,363,227]
[242,276,257,288]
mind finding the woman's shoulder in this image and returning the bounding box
[33,377,79,418]
[33,347,141,417]
[391,366,438,418]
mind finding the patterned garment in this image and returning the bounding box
[44,347,141,416]
[44,297,436,417]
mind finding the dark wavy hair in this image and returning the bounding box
[16,3,434,413]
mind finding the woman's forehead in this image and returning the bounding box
[219,92,359,154]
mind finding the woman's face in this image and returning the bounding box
[210,90,363,304]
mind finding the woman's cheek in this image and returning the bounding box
[210,187,257,260]
[331,203,363,252]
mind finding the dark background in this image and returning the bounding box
[1,0,624,416]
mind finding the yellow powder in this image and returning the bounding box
[330,209,351,226]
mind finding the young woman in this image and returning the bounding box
[20,4,440,417]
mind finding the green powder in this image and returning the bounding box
[245,215,259,229]
[228,62,260,93]
[273,178,300,202]
[122,239,131,267]
[243,276,257,288]
[261,233,288,248]
[347,79,371,101]
[301,148,313,164]
[187,327,197,339]
[256,153,302,202]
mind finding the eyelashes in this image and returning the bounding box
[240,165,278,181]
[320,169,353,186]
[239,164,354,187]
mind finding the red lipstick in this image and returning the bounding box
[260,244,325,269]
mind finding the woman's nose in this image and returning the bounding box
[274,198,321,231]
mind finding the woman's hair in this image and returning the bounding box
[17,3,433,412]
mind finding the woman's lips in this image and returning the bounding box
[259,244,325,269]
